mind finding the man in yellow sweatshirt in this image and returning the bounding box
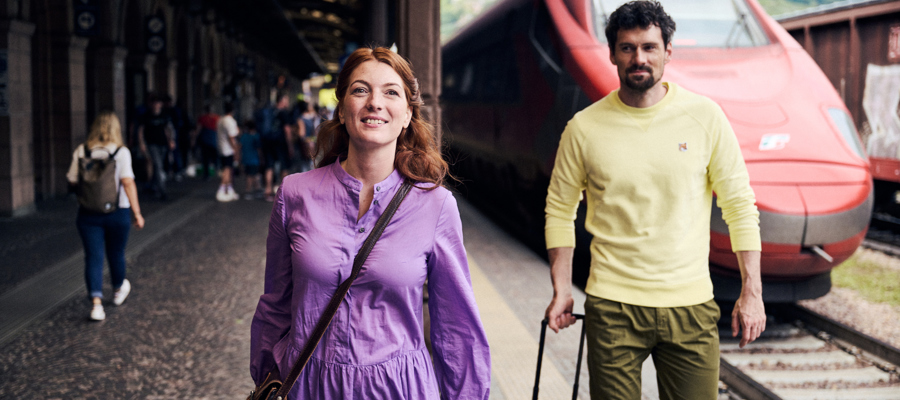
[543,1,766,399]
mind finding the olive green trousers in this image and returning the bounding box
[584,295,720,400]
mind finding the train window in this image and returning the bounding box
[593,0,769,48]
[442,46,520,103]
[828,107,867,159]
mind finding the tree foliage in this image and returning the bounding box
[441,0,501,43]
[757,0,846,17]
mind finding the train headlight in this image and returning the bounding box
[827,107,866,159]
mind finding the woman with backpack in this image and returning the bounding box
[66,111,145,321]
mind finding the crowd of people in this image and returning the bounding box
[127,92,332,202]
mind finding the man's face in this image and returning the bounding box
[610,25,672,92]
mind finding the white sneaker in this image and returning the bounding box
[229,190,240,201]
[216,187,229,202]
[90,304,106,321]
[113,279,131,306]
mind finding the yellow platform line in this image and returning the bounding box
[468,256,582,400]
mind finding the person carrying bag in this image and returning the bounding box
[67,111,145,321]
[248,47,491,399]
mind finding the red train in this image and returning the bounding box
[441,0,873,302]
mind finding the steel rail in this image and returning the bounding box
[719,357,783,400]
[772,304,900,367]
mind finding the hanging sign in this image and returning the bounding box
[74,0,99,36]
[145,15,166,54]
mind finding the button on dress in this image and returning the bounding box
[250,160,491,399]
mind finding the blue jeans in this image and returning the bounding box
[147,144,168,195]
[76,208,131,299]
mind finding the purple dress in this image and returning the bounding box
[250,160,491,399]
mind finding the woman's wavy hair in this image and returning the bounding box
[87,111,124,148]
[315,47,448,189]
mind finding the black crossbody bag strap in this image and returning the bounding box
[274,180,413,398]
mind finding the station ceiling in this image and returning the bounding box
[206,0,364,78]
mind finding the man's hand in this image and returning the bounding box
[732,250,765,347]
[546,247,577,333]
[732,291,765,347]
[545,292,576,333]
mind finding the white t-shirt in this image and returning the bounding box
[66,143,135,209]
[217,114,240,157]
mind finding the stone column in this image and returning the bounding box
[211,69,224,112]
[125,53,156,139]
[191,64,203,114]
[367,0,389,47]
[0,20,36,216]
[87,45,128,126]
[48,35,89,197]
[155,57,178,99]
[128,53,157,97]
[396,0,441,143]
[177,62,194,111]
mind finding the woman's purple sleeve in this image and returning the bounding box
[427,194,491,399]
[250,187,294,384]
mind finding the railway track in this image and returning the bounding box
[867,213,900,249]
[718,304,900,400]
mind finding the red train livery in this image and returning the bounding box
[441,0,872,302]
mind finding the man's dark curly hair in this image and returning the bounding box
[605,1,676,54]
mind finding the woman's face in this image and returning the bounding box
[339,60,412,152]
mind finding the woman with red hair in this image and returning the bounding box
[250,47,491,399]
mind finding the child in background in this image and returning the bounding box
[240,120,263,199]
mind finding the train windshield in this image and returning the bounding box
[593,0,770,48]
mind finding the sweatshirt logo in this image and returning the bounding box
[679,142,688,152]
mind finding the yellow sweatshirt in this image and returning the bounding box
[545,83,761,307]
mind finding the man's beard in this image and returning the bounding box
[623,66,656,91]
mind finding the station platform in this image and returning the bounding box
[0,177,659,399]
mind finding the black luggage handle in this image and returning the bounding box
[533,313,587,400]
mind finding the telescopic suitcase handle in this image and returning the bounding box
[533,314,587,400]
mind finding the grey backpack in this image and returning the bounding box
[76,143,121,213]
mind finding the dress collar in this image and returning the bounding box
[331,156,404,193]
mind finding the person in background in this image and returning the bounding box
[137,94,175,200]
[216,102,240,202]
[543,2,765,399]
[195,105,220,181]
[250,47,491,398]
[239,120,263,199]
[67,111,144,321]
[289,99,308,173]
[297,100,320,171]
[259,94,294,201]
[164,94,191,182]
[317,105,333,123]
